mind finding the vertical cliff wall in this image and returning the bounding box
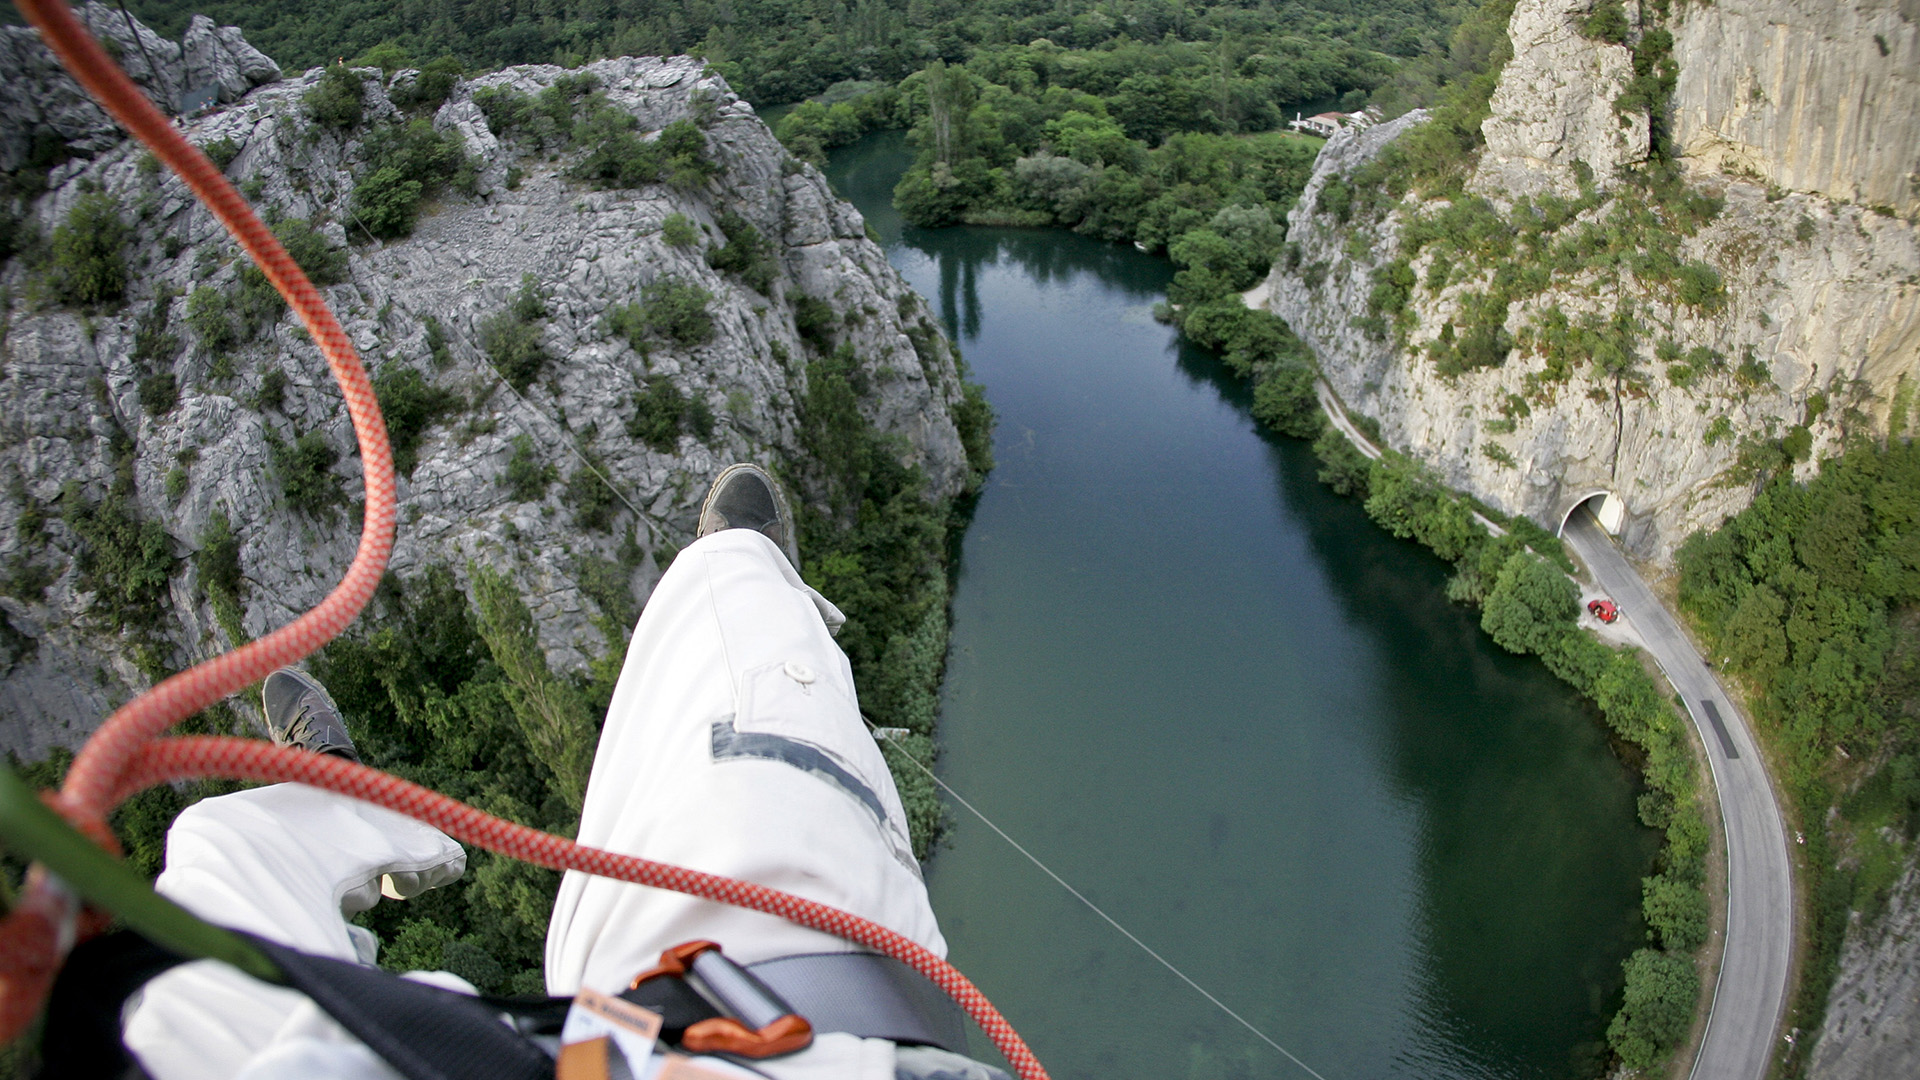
[1254,0,1920,563]
[1672,0,1920,218]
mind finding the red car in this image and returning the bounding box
[1588,598,1619,623]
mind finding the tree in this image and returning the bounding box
[352,167,424,239]
[50,193,129,307]
[923,60,975,167]
[470,564,598,812]
[1607,949,1698,1069]
[1643,873,1708,952]
[305,66,366,129]
[1481,551,1577,656]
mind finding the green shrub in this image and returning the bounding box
[1250,363,1322,439]
[501,434,555,501]
[138,372,178,416]
[196,510,247,644]
[563,454,619,532]
[394,56,464,112]
[473,86,537,138]
[627,376,710,452]
[234,265,287,338]
[954,382,994,491]
[372,364,459,476]
[274,217,349,286]
[202,137,242,171]
[792,293,836,347]
[480,276,550,390]
[352,120,473,239]
[1581,0,1630,45]
[252,367,288,412]
[423,315,453,368]
[705,211,775,294]
[268,429,343,519]
[1642,872,1708,951]
[660,213,698,248]
[1313,426,1372,498]
[1673,261,1725,310]
[352,167,425,239]
[306,66,366,129]
[186,286,236,355]
[62,482,176,634]
[1607,949,1698,1070]
[470,563,598,809]
[50,193,129,307]
[569,107,660,188]
[656,119,718,190]
[130,286,181,368]
[610,278,715,348]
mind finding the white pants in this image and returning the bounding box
[123,529,945,1080]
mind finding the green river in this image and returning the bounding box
[825,133,1659,1080]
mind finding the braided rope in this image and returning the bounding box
[0,4,1049,1077]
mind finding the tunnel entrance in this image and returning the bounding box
[1557,490,1625,537]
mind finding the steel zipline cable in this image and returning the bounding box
[0,4,1050,1077]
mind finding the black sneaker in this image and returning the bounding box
[696,463,801,569]
[261,667,360,762]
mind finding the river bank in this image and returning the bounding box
[828,131,1661,1080]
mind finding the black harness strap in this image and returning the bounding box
[245,934,555,1080]
[42,931,967,1079]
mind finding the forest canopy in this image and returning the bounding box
[98,0,1461,108]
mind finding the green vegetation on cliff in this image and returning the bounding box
[1678,437,1920,1077]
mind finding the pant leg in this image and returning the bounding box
[121,785,466,1080]
[544,528,945,997]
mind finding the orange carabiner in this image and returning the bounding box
[630,941,814,1059]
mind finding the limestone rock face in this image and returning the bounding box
[1473,0,1648,197]
[1253,0,1920,565]
[1811,851,1920,1080]
[183,15,282,105]
[0,37,972,758]
[1672,0,1920,217]
[0,3,279,171]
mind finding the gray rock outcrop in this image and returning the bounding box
[182,15,282,107]
[1472,0,1648,197]
[1253,0,1920,563]
[1811,850,1920,1080]
[1673,0,1920,217]
[0,3,279,172]
[0,32,972,758]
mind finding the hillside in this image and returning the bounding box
[0,5,991,998]
[1256,0,1918,563]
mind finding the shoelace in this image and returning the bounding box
[281,703,344,756]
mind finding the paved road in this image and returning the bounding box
[1564,510,1794,1080]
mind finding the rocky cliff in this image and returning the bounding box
[0,12,974,758]
[1672,0,1920,218]
[1253,0,1920,563]
[1811,853,1920,1080]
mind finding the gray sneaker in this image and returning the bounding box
[696,463,801,569]
[261,667,360,762]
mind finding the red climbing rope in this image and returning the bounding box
[0,3,1048,1077]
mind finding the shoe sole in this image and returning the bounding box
[698,463,801,570]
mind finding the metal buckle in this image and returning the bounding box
[630,940,813,1059]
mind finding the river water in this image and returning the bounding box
[824,133,1658,1080]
